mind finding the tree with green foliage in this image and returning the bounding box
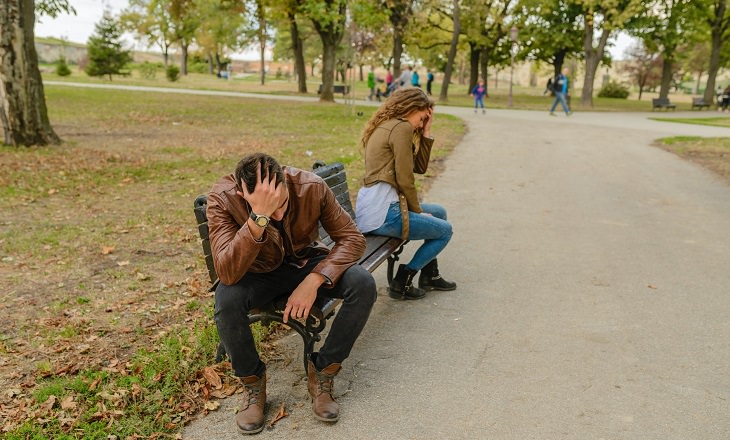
[697,0,730,103]
[574,0,645,107]
[623,40,662,100]
[86,11,133,80]
[120,0,175,68]
[381,0,413,78]
[632,0,699,100]
[516,0,583,78]
[193,0,245,74]
[0,0,73,146]
[458,0,515,94]
[55,55,72,76]
[301,0,347,102]
[439,0,461,102]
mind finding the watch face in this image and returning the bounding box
[255,216,269,227]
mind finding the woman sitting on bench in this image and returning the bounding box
[355,88,457,300]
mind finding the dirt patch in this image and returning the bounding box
[654,137,730,185]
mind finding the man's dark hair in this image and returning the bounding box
[234,153,285,194]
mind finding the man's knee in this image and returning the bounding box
[341,265,377,304]
[215,282,250,318]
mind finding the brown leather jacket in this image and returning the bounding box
[207,166,366,286]
[361,118,434,238]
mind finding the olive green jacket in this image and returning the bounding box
[361,118,434,238]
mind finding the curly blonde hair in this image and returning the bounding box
[361,88,434,148]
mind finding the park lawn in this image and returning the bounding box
[44,67,665,112]
[650,116,730,128]
[0,85,465,437]
[656,136,730,184]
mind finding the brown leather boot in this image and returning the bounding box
[236,373,266,434]
[307,358,341,422]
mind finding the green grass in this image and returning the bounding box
[0,84,466,438]
[43,67,680,112]
[651,116,730,128]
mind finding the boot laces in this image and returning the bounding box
[243,382,261,407]
[317,373,335,395]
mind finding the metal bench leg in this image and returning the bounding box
[386,241,409,285]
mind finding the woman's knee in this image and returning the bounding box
[422,203,448,220]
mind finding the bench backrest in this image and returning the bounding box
[193,162,353,287]
[653,98,670,105]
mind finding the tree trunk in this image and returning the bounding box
[259,35,266,85]
[439,0,460,102]
[180,41,189,75]
[581,18,611,108]
[319,39,337,102]
[703,1,727,104]
[311,2,346,102]
[479,46,489,88]
[0,0,60,146]
[658,57,673,99]
[468,42,478,94]
[387,0,410,79]
[288,12,307,93]
[553,50,566,77]
[207,53,214,74]
[392,30,403,79]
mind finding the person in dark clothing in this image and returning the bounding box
[207,153,376,434]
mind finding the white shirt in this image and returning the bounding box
[355,182,399,233]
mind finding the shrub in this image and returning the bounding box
[166,65,180,82]
[138,61,158,79]
[598,80,630,99]
[55,56,71,76]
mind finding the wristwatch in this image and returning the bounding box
[249,212,271,228]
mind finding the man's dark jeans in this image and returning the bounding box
[214,255,377,377]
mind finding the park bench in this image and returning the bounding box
[193,161,407,372]
[652,97,676,111]
[317,84,350,96]
[691,97,711,110]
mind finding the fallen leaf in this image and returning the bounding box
[648,284,657,289]
[60,395,76,410]
[267,402,288,428]
[202,366,222,389]
[204,400,220,411]
[101,246,115,255]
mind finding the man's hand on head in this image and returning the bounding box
[236,161,286,217]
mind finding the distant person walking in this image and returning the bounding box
[411,70,421,88]
[471,79,487,114]
[367,69,376,101]
[426,70,434,96]
[549,68,572,116]
[396,65,413,90]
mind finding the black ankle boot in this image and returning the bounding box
[389,264,426,300]
[418,259,456,291]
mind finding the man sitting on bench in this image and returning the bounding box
[206,153,376,434]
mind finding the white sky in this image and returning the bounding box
[35,1,634,60]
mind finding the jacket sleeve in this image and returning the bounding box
[413,136,433,175]
[390,122,422,213]
[312,182,366,286]
[207,191,265,285]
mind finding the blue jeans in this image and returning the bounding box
[474,96,484,109]
[370,202,453,271]
[550,92,570,114]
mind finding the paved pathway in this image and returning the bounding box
[75,81,729,440]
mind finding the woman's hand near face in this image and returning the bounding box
[423,108,434,137]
